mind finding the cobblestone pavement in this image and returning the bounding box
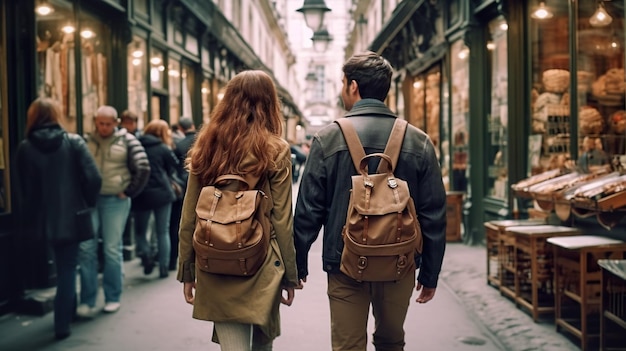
[440,242,580,351]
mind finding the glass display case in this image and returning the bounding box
[576,1,625,171]
[409,66,441,166]
[450,39,470,192]
[527,1,625,174]
[486,16,509,201]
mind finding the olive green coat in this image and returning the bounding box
[177,141,298,342]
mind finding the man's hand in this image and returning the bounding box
[183,281,196,305]
[281,286,295,306]
[415,282,436,304]
[117,192,127,199]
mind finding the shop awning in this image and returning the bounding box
[369,0,423,54]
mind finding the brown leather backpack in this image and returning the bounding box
[336,118,423,282]
[192,174,271,276]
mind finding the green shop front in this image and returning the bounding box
[370,0,626,244]
[0,0,301,315]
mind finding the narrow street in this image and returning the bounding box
[0,183,580,351]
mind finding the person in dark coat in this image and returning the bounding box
[169,116,196,270]
[16,98,102,340]
[133,119,180,278]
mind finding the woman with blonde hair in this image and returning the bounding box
[177,70,298,350]
[133,119,181,278]
[16,98,102,339]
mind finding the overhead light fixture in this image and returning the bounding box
[590,2,612,27]
[150,56,162,65]
[297,0,331,32]
[531,2,553,20]
[486,41,496,50]
[80,29,95,39]
[311,27,333,52]
[61,24,76,34]
[35,1,54,16]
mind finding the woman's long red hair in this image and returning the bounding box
[188,70,284,185]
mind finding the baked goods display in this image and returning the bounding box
[511,168,564,193]
[610,110,626,134]
[591,68,625,106]
[542,69,570,93]
[579,105,604,135]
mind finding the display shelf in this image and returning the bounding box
[548,236,626,351]
[499,225,581,322]
[484,219,546,289]
[599,259,626,350]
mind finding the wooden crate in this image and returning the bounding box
[446,192,463,242]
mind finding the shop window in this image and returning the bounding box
[127,36,148,131]
[201,77,211,126]
[35,0,77,132]
[79,15,109,135]
[169,59,181,124]
[409,67,442,179]
[450,40,470,192]
[150,48,165,90]
[529,2,570,174]
[576,1,625,171]
[181,63,195,121]
[486,16,509,200]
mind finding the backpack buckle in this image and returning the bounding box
[397,255,408,268]
[364,179,374,188]
[357,256,368,269]
[387,178,398,189]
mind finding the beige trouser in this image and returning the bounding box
[213,322,272,351]
[327,271,415,351]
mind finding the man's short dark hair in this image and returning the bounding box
[179,117,193,131]
[342,51,393,102]
[120,110,138,122]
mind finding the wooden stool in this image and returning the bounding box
[484,219,546,288]
[598,259,626,350]
[547,236,626,351]
[502,225,581,322]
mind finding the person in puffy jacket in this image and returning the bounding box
[133,119,181,278]
[78,105,150,317]
[16,98,102,340]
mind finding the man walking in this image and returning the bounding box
[294,52,447,351]
[169,116,196,270]
[78,105,150,316]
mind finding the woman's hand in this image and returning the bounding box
[280,286,295,306]
[183,281,196,305]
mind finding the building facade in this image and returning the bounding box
[0,0,302,315]
[345,0,626,244]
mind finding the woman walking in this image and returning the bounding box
[16,98,102,340]
[177,70,298,350]
[133,119,181,278]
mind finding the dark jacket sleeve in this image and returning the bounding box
[124,133,150,198]
[413,137,447,288]
[294,136,328,279]
[69,134,102,207]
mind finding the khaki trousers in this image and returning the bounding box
[327,270,415,351]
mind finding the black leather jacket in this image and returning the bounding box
[294,99,447,288]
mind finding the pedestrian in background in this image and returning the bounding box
[294,52,447,350]
[177,70,298,351]
[78,105,150,317]
[119,110,142,137]
[16,98,102,340]
[133,119,181,278]
[169,116,196,271]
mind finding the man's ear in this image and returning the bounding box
[349,79,360,97]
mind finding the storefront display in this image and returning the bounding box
[35,1,108,135]
[450,40,469,192]
[127,36,148,131]
[529,1,625,175]
[168,58,181,125]
[486,16,509,201]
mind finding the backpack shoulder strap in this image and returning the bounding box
[378,118,407,173]
[335,118,365,173]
